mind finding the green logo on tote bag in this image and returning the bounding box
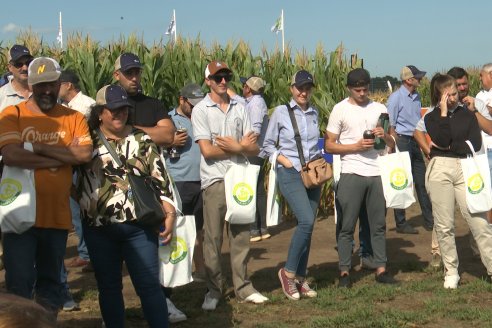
[232,182,254,205]
[467,173,484,194]
[169,236,188,264]
[0,178,22,206]
[389,168,408,190]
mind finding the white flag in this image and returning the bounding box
[165,19,175,35]
[271,15,282,34]
[57,12,63,48]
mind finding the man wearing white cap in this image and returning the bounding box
[192,60,268,310]
[0,57,93,314]
[228,76,270,242]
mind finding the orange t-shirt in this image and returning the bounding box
[0,101,92,229]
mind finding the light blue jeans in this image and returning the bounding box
[277,167,321,277]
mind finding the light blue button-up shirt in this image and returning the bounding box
[387,85,422,136]
[263,100,321,172]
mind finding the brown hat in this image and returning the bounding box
[204,61,232,78]
[27,57,61,85]
[400,65,426,81]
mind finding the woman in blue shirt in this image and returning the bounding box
[263,70,321,301]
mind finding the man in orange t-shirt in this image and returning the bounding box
[0,57,92,313]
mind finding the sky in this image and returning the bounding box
[1,0,491,78]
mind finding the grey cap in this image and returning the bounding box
[180,83,205,106]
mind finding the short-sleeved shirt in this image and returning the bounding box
[327,98,388,176]
[191,94,253,189]
[0,79,31,112]
[128,93,170,127]
[0,101,92,229]
[387,86,422,136]
[78,128,173,227]
[67,91,95,117]
[165,109,200,182]
[262,100,320,172]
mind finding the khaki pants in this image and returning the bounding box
[202,181,256,300]
[426,157,492,276]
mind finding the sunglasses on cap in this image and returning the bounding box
[11,59,32,69]
[209,73,232,84]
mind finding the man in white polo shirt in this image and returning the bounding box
[192,60,268,310]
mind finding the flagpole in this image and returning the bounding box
[58,11,63,49]
[173,9,177,43]
[281,9,285,54]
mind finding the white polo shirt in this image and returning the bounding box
[0,78,31,112]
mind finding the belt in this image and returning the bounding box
[397,134,414,139]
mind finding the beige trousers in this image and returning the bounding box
[202,181,256,300]
[426,157,492,276]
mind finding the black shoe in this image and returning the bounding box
[338,274,351,288]
[360,256,379,270]
[396,223,418,234]
[423,223,434,232]
[375,271,398,284]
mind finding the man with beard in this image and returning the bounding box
[0,45,33,112]
[0,57,93,315]
[113,52,175,147]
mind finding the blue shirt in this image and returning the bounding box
[263,100,321,172]
[387,85,422,136]
[233,94,269,158]
[165,108,201,182]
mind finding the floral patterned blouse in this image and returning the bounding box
[78,128,173,227]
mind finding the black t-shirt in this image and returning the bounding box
[128,93,170,127]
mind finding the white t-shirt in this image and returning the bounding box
[327,98,388,176]
[67,91,95,117]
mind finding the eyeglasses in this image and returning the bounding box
[11,59,32,69]
[209,74,232,84]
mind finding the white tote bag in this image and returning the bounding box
[266,151,282,227]
[224,159,260,224]
[460,140,492,213]
[159,214,196,288]
[377,140,416,209]
[0,143,36,234]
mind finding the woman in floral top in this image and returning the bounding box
[78,85,175,328]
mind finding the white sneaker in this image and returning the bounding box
[444,274,460,289]
[166,298,187,323]
[202,292,219,311]
[243,292,269,304]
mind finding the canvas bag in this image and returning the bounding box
[460,140,492,213]
[377,137,416,209]
[224,157,260,224]
[159,214,196,287]
[266,151,282,227]
[0,143,36,233]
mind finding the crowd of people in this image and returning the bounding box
[0,43,492,327]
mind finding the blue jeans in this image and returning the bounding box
[394,135,434,227]
[83,222,168,328]
[3,227,68,310]
[71,197,89,260]
[277,167,321,277]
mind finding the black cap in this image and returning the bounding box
[8,44,33,62]
[291,70,315,87]
[96,85,132,110]
[347,68,371,87]
[239,77,248,85]
[59,70,80,85]
[114,53,142,72]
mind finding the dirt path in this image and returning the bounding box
[0,201,486,327]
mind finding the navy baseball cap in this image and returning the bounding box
[96,85,132,110]
[114,53,142,72]
[291,70,315,87]
[8,44,33,62]
[400,65,426,80]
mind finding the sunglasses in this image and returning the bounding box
[11,59,32,69]
[209,74,232,84]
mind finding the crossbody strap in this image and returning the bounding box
[286,103,306,168]
[96,128,123,167]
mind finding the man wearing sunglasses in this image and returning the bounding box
[0,45,33,112]
[192,61,268,310]
[113,52,175,147]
